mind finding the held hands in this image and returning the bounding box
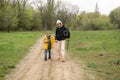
[55,40,58,43]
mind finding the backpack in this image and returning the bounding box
[63,28,70,39]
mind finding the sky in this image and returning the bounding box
[62,0,120,15]
[30,0,120,15]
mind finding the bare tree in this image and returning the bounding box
[55,1,79,25]
[33,0,55,30]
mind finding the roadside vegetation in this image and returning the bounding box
[68,30,120,80]
[0,32,43,80]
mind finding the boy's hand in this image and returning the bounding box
[55,40,58,43]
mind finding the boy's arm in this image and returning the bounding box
[51,36,55,43]
[44,37,48,43]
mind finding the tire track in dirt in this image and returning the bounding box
[5,37,95,80]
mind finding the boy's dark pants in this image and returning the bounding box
[44,49,51,60]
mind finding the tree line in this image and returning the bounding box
[0,0,120,32]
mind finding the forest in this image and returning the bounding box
[0,0,120,32]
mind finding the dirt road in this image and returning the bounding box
[5,38,94,80]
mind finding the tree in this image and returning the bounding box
[55,0,79,30]
[76,12,89,30]
[109,7,120,29]
[34,0,55,30]
[33,0,46,30]
[89,15,114,30]
[16,0,30,31]
[74,12,114,30]
[45,0,55,30]
[0,0,117,31]
[17,7,34,31]
[0,2,18,32]
[32,10,42,31]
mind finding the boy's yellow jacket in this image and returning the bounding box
[43,35,55,49]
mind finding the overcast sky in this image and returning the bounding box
[62,0,120,15]
[30,0,120,15]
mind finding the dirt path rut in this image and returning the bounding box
[5,38,89,80]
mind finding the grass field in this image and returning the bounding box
[0,30,120,80]
[68,30,120,80]
[0,32,43,80]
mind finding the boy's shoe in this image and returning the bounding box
[50,58,53,61]
[58,57,61,61]
[61,58,65,62]
[62,60,65,62]
[48,57,51,59]
[48,58,53,61]
[44,58,47,61]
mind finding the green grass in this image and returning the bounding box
[68,30,120,80]
[0,30,120,80]
[0,32,43,80]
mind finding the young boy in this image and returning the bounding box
[43,31,55,61]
